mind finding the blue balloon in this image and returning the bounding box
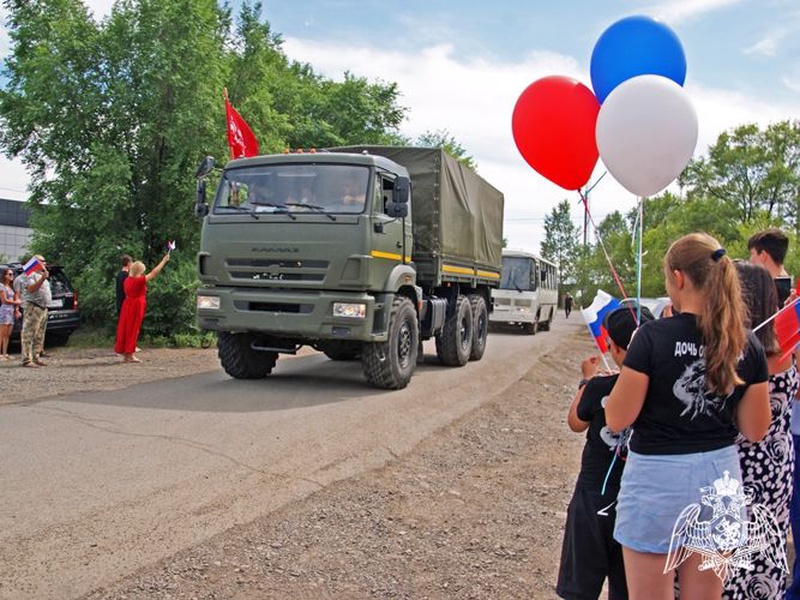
[590,15,686,104]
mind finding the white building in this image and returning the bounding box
[0,199,32,261]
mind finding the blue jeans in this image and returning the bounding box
[788,433,800,599]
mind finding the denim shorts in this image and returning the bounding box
[614,445,743,554]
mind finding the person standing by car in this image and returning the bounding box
[15,255,51,368]
[0,268,20,360]
[564,292,574,319]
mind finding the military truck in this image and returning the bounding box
[194,146,504,389]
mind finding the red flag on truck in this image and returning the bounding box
[224,89,259,159]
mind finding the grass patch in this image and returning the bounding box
[64,326,215,349]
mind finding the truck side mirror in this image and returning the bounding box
[195,179,209,218]
[394,176,410,204]
[386,202,408,218]
[196,155,215,179]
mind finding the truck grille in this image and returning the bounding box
[234,300,314,314]
[226,258,329,283]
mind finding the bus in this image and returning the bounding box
[490,250,559,334]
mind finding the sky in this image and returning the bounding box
[1,0,799,255]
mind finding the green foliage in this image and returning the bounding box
[1,0,407,337]
[415,129,477,170]
[540,199,580,287]
[680,121,800,230]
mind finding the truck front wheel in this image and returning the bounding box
[217,332,278,379]
[468,294,488,361]
[362,296,419,389]
[436,294,473,367]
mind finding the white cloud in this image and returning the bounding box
[783,76,800,94]
[645,0,744,24]
[744,32,783,57]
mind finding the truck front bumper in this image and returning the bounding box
[196,287,389,342]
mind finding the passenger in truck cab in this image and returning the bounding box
[339,175,366,210]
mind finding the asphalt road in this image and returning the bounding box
[0,319,573,599]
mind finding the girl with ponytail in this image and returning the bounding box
[605,232,771,599]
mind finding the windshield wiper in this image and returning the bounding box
[284,202,337,221]
[223,202,297,220]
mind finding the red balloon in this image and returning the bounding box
[512,76,600,191]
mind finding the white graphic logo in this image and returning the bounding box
[665,471,786,582]
[672,359,726,420]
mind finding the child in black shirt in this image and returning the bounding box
[557,304,653,600]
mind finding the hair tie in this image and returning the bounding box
[711,248,726,262]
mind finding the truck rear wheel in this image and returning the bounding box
[468,294,488,361]
[436,294,473,367]
[217,332,278,379]
[362,296,419,389]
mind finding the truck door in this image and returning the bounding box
[371,174,410,266]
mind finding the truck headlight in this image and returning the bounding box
[197,295,221,310]
[333,302,366,318]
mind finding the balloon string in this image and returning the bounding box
[578,190,630,302]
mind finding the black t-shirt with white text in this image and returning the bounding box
[576,373,625,491]
[622,312,768,455]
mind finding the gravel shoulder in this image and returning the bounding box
[62,327,593,600]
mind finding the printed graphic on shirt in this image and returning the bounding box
[672,359,724,420]
[599,395,624,450]
[665,471,786,583]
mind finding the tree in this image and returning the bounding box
[0,0,408,338]
[680,121,800,230]
[416,129,477,170]
[540,199,579,288]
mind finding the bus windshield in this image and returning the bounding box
[500,256,534,291]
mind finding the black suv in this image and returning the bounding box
[3,263,81,345]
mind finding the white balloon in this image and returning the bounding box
[596,74,698,197]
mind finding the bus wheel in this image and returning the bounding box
[522,321,537,335]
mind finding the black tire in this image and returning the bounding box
[362,296,419,389]
[45,333,71,347]
[522,321,537,335]
[436,295,473,366]
[468,294,488,361]
[217,331,278,379]
[539,307,552,331]
[321,340,362,361]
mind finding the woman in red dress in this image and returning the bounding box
[115,253,170,363]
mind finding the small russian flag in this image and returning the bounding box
[775,299,800,360]
[22,256,43,276]
[167,240,176,253]
[581,289,622,353]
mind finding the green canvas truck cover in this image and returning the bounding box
[330,146,504,272]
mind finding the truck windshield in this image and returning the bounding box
[500,257,535,291]
[213,164,370,215]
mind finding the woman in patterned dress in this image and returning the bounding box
[0,267,19,360]
[724,261,798,599]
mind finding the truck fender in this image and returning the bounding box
[385,264,418,301]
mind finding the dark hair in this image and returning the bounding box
[748,228,789,265]
[121,254,132,266]
[604,304,655,350]
[735,261,780,356]
[2,268,12,280]
[666,232,746,395]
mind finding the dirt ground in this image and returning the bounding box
[10,331,597,599]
